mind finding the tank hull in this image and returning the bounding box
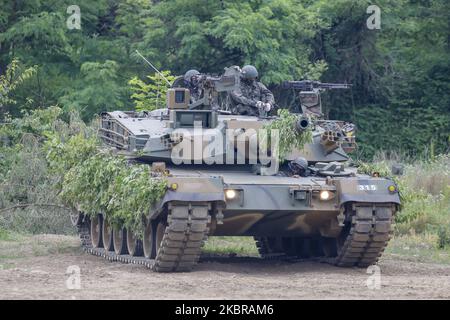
[157,168,400,238]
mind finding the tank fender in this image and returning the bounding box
[150,176,226,220]
[335,178,401,205]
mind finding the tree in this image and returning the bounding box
[59,60,127,119]
[129,71,176,112]
[0,58,36,120]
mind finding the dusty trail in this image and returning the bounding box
[0,236,449,300]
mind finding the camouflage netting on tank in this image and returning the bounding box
[261,109,313,161]
[45,133,167,237]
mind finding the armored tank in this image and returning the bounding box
[73,68,400,272]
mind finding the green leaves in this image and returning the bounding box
[208,0,326,84]
[46,132,168,235]
[129,71,176,112]
[58,60,126,119]
[2,105,168,236]
[262,109,313,161]
[0,59,36,113]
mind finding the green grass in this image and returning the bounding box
[0,227,25,242]
[385,234,450,265]
[204,237,259,256]
[0,233,80,263]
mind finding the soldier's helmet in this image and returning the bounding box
[288,157,310,177]
[241,65,259,80]
[184,70,200,83]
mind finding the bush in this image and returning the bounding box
[0,107,80,234]
[438,225,450,249]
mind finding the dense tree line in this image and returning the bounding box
[0,0,448,158]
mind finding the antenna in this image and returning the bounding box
[135,50,172,86]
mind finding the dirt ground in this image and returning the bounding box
[0,235,449,300]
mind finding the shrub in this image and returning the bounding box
[438,225,450,249]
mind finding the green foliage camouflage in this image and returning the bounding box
[46,133,168,235]
[262,109,313,161]
[1,106,167,236]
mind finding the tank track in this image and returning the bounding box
[76,203,393,270]
[76,203,210,272]
[254,204,394,268]
[334,204,393,268]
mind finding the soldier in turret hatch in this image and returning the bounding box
[228,65,274,116]
[183,69,203,104]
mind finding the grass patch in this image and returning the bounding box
[0,228,25,242]
[0,262,16,270]
[368,154,450,250]
[0,234,80,262]
[385,234,450,265]
[204,237,259,256]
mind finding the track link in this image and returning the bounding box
[334,205,393,268]
[76,203,210,272]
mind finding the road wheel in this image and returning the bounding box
[143,220,156,259]
[90,214,103,248]
[113,227,128,255]
[102,218,114,252]
[127,229,143,257]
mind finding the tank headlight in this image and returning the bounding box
[225,189,237,200]
[170,183,179,191]
[320,190,331,201]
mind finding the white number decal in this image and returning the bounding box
[358,185,377,191]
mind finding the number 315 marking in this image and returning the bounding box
[358,185,377,191]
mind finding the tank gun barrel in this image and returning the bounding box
[281,80,351,91]
[295,115,312,133]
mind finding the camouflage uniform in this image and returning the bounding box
[186,82,203,104]
[229,80,275,116]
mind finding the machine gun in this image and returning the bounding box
[188,73,239,110]
[281,80,351,117]
[281,80,351,91]
[170,66,240,111]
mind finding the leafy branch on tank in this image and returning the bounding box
[261,109,313,162]
[45,133,168,238]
